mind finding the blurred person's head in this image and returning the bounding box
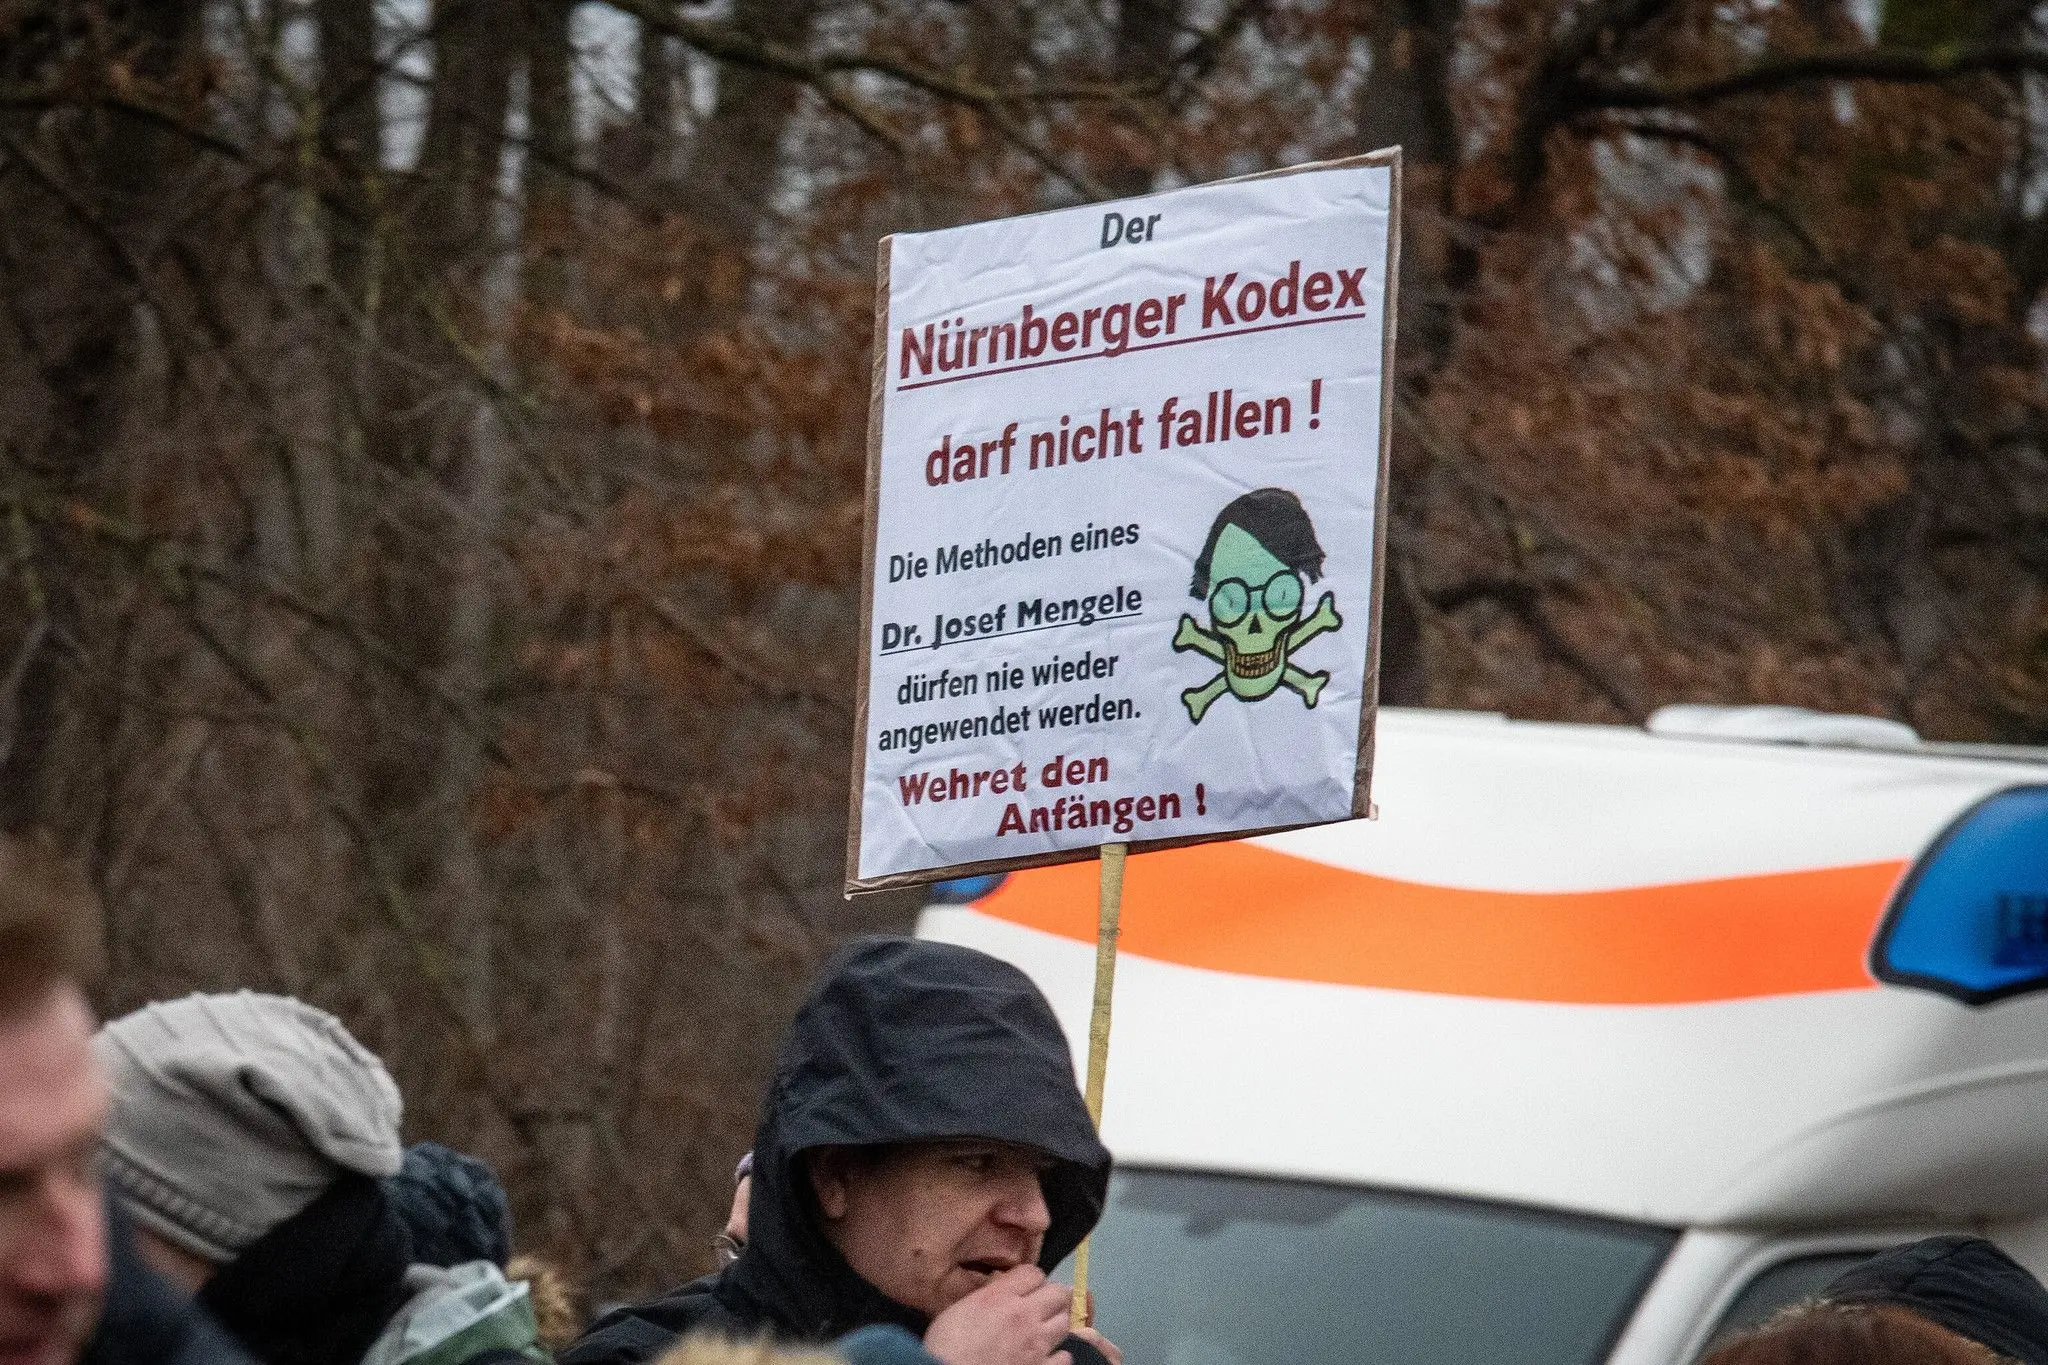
[0,834,109,1365]
[1823,1237,2048,1365]
[386,1140,512,1270]
[1703,1302,2014,1364]
[93,992,404,1293]
[652,1334,842,1365]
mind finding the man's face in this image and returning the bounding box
[0,986,108,1365]
[811,1140,1054,1318]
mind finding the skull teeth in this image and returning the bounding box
[1226,638,1282,678]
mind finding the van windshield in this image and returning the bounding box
[1076,1169,1675,1365]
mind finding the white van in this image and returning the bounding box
[915,706,2048,1365]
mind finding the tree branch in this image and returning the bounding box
[605,1,1132,199]
[1573,44,2048,113]
[1509,0,1680,196]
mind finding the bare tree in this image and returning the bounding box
[1,0,2044,1304]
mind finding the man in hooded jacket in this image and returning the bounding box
[562,939,1117,1365]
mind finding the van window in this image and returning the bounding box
[1076,1169,1675,1365]
[1696,1252,1875,1357]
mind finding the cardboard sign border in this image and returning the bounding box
[845,147,1403,896]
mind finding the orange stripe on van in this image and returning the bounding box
[974,843,1908,1004]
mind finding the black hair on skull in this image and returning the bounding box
[1189,487,1327,598]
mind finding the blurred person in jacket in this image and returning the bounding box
[94,992,548,1365]
[1706,1236,2048,1365]
[1822,1237,2046,1363]
[0,833,251,1365]
[562,938,1118,1365]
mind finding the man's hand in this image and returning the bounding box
[925,1266,1074,1365]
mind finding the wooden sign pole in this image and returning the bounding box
[1070,841,1127,1329]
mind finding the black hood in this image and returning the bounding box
[716,936,1111,1339]
[199,1175,411,1365]
[1826,1236,2048,1365]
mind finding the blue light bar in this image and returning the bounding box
[926,873,1009,905]
[1872,785,2048,1005]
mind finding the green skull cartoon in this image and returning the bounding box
[1173,487,1343,724]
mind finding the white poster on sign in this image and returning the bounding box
[846,152,1399,892]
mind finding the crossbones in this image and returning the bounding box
[1174,592,1342,724]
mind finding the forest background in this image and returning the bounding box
[3,0,2045,1308]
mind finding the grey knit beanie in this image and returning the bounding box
[94,991,405,1263]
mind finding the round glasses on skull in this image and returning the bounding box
[1208,568,1304,626]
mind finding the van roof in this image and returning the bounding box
[918,708,2048,1230]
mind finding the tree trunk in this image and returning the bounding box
[524,0,576,307]
[384,0,525,1035]
[0,0,204,835]
[674,0,825,253]
[1357,0,1464,707]
[1102,0,1185,198]
[317,0,382,309]
[417,0,521,261]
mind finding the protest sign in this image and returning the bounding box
[847,151,1399,893]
